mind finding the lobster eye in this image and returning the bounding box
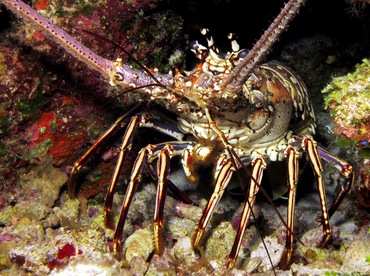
[114,73,124,81]
[189,40,207,60]
[189,40,199,52]
[237,49,248,59]
[230,49,249,66]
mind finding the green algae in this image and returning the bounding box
[57,198,81,225]
[323,58,370,144]
[0,201,49,226]
[205,221,236,261]
[18,91,49,121]
[19,153,68,208]
[123,228,154,264]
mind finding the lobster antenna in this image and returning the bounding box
[82,30,166,88]
[221,0,306,93]
[79,30,173,101]
[0,0,115,79]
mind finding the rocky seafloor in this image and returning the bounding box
[0,0,370,275]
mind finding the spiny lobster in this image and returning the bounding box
[1,0,354,271]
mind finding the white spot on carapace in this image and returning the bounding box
[290,76,298,84]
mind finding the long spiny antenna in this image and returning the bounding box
[82,30,165,88]
[1,0,114,79]
[1,0,175,95]
[221,0,306,93]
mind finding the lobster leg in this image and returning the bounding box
[279,147,299,270]
[317,146,354,219]
[104,113,142,222]
[104,114,184,214]
[113,141,191,256]
[303,137,331,246]
[153,144,173,254]
[67,102,186,226]
[227,153,266,269]
[113,144,150,257]
[68,102,144,198]
[192,155,235,248]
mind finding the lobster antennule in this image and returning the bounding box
[221,0,306,94]
[0,0,115,79]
